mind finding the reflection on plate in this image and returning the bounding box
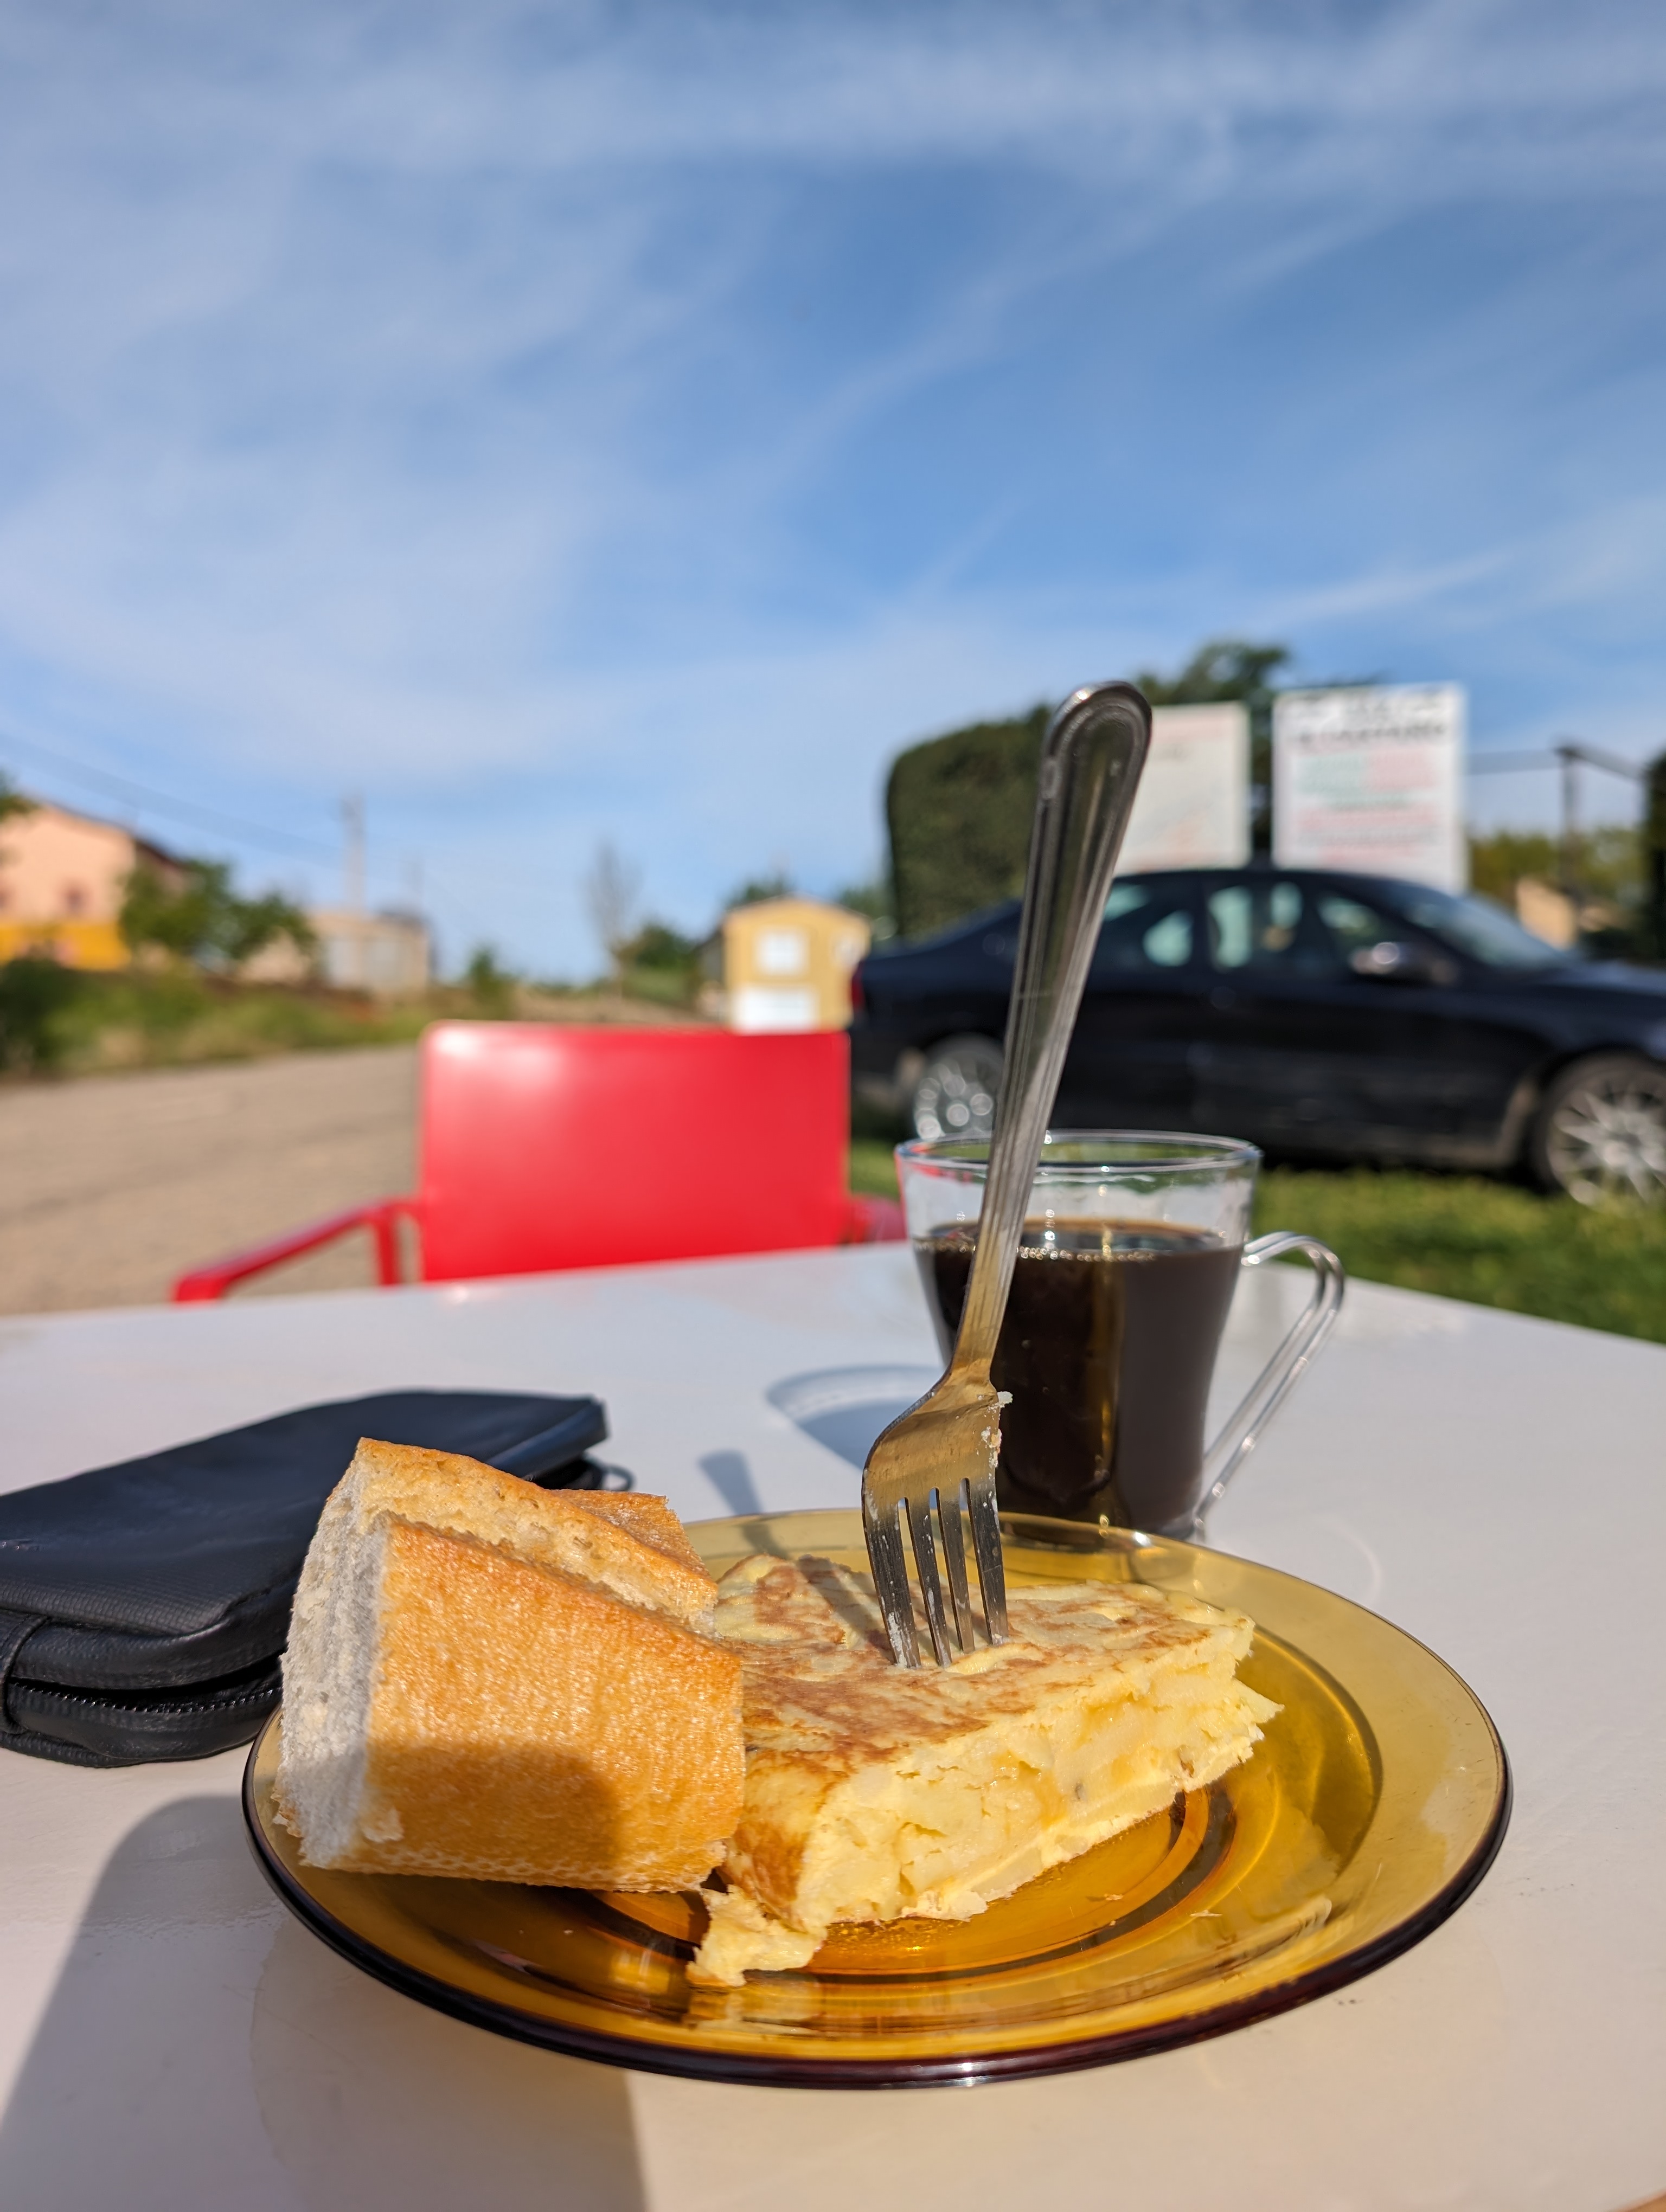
[243,1510,1509,2087]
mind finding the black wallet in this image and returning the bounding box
[0,1388,613,1769]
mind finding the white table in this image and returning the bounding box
[1,1246,1662,2212]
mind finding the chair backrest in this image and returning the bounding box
[414,1023,854,1281]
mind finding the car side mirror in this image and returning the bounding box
[1349,940,1454,986]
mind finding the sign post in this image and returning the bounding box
[1272,685,1466,891]
[1117,702,1251,874]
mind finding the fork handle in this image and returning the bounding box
[951,683,1152,1375]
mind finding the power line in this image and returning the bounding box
[0,724,338,860]
[1555,740,1644,783]
[1468,751,1559,774]
[1468,742,1644,782]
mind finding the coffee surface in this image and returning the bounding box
[915,1219,1241,1533]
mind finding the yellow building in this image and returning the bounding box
[0,799,184,969]
[721,898,870,1032]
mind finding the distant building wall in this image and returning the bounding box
[306,908,432,998]
[1514,878,1579,951]
[0,800,182,968]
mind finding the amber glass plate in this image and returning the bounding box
[243,1510,1509,2087]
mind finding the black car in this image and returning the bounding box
[850,865,1666,1204]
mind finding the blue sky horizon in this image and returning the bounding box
[1,1,1663,974]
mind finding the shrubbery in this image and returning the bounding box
[120,860,314,970]
[0,955,84,1072]
[885,706,1049,940]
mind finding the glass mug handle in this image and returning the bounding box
[1187,1232,1346,1540]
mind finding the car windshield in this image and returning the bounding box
[1389,886,1571,970]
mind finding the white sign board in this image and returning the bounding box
[1272,684,1466,891]
[1117,702,1250,873]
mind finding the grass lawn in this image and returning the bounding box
[848,1139,1666,1346]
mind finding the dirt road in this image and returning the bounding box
[0,1047,418,1313]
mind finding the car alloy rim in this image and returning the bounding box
[914,1058,999,1143]
[1545,1070,1666,1206]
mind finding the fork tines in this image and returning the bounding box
[863,1469,1008,1669]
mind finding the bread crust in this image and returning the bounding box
[341,1519,742,1886]
[318,1437,719,1624]
[277,1445,744,1888]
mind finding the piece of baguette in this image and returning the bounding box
[276,1441,743,1889]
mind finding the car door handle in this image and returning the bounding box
[1208,986,1236,1011]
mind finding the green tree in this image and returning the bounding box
[1133,639,1293,852]
[624,921,700,973]
[1644,753,1666,959]
[0,774,36,824]
[463,944,517,1015]
[1471,826,1643,946]
[883,642,1310,938]
[612,918,702,1007]
[723,870,794,909]
[832,875,896,940]
[120,859,315,972]
[885,705,1050,940]
[1469,829,1560,906]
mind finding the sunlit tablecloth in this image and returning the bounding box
[0,1245,1661,2211]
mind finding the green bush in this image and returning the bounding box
[463,946,518,1017]
[1645,752,1666,959]
[0,955,85,1072]
[121,860,314,971]
[882,642,1296,940]
[619,919,702,1006]
[885,706,1049,940]
[11,968,427,1074]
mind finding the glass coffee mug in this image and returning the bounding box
[896,1132,1344,1540]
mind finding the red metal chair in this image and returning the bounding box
[172,1023,903,1301]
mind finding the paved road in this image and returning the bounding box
[0,1047,417,1313]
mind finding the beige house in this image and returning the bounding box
[720,898,870,1032]
[305,908,430,997]
[1514,876,1628,953]
[236,908,431,996]
[0,799,185,969]
[0,793,430,996]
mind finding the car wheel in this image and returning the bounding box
[911,1034,1004,1143]
[1528,1053,1666,1206]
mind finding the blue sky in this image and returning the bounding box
[1,0,1662,972]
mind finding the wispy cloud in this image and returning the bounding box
[0,0,1661,960]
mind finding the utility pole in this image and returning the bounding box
[342,794,366,912]
[342,794,366,990]
[1554,743,1580,896]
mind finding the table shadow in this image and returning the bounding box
[766,1365,937,1469]
[252,1918,645,2212]
[0,1792,646,2212]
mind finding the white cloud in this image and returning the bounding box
[0,0,1661,964]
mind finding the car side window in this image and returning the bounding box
[1206,882,1336,976]
[1097,884,1195,973]
[1317,893,1398,961]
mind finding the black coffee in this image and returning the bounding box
[916,1219,1241,1534]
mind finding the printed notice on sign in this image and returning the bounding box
[1272,685,1466,891]
[1118,702,1251,873]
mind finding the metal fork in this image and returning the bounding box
[861,681,1153,1665]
